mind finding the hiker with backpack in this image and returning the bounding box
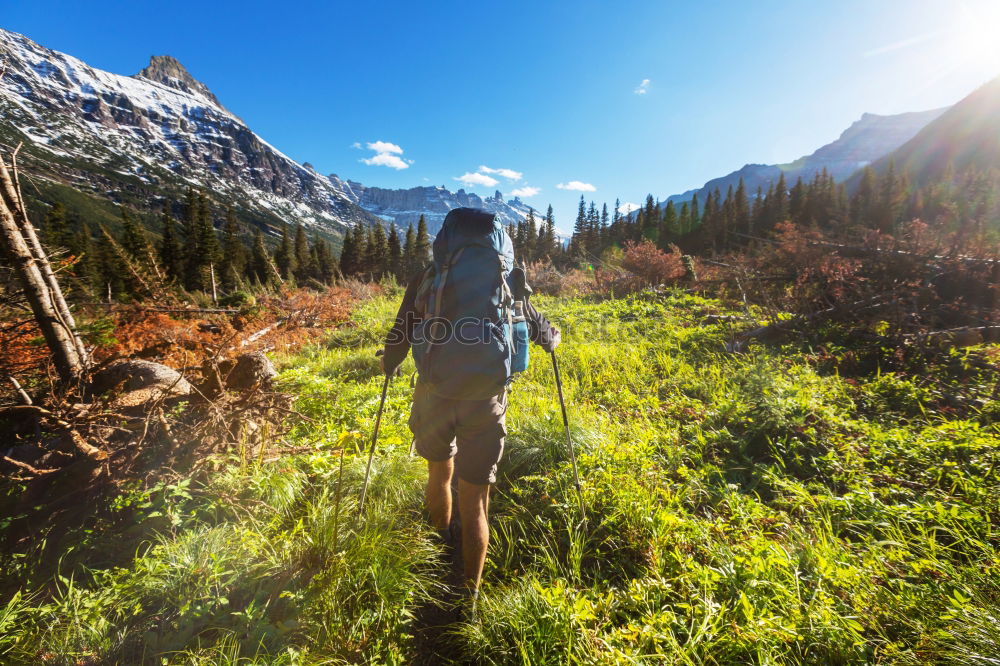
[379,207,560,617]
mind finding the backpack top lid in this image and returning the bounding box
[432,207,514,272]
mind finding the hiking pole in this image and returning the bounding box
[550,350,586,526]
[358,372,391,515]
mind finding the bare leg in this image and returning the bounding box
[426,459,454,530]
[457,478,491,590]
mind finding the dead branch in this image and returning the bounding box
[5,374,32,404]
[2,456,57,476]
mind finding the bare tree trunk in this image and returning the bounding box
[1,155,89,365]
[210,262,218,304]
[0,154,88,384]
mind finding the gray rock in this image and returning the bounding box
[90,359,192,397]
[226,352,278,391]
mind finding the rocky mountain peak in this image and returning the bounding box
[134,55,222,108]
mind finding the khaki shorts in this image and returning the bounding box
[408,381,507,485]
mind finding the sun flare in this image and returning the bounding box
[951,2,1000,68]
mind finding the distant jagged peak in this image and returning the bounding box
[134,55,223,108]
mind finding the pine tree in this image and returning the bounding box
[598,203,609,249]
[543,205,557,259]
[789,177,807,225]
[181,188,200,290]
[159,211,180,282]
[679,201,690,236]
[772,173,788,227]
[851,166,878,228]
[750,186,764,237]
[353,223,370,275]
[572,195,587,257]
[642,194,658,242]
[689,194,700,234]
[387,224,403,281]
[314,235,335,283]
[275,223,296,280]
[414,215,431,269]
[339,224,358,277]
[293,223,311,281]
[402,222,416,279]
[183,192,220,291]
[514,219,526,258]
[42,202,69,250]
[700,191,718,253]
[522,210,538,264]
[249,227,272,286]
[200,194,221,279]
[874,160,904,233]
[734,177,750,237]
[660,200,677,248]
[119,207,149,261]
[220,207,245,290]
[364,224,388,279]
[71,223,100,295]
[96,226,128,300]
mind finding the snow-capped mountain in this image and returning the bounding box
[327,175,542,234]
[665,107,948,205]
[0,28,379,235]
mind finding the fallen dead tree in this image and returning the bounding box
[726,291,898,352]
[0,146,88,383]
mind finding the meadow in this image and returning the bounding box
[1,286,998,664]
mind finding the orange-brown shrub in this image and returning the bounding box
[621,240,686,288]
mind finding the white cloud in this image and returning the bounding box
[455,172,500,187]
[556,181,596,192]
[634,78,650,95]
[619,201,641,214]
[358,140,410,169]
[479,165,523,181]
[350,141,362,149]
[362,153,409,169]
[367,140,404,154]
[510,186,540,197]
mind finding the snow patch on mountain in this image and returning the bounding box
[327,176,542,234]
[0,27,375,234]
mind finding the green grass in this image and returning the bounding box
[2,288,999,664]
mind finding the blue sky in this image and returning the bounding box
[5,0,1000,229]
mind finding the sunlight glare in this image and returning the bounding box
[952,2,1000,69]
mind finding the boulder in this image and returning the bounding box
[225,352,277,391]
[90,359,192,399]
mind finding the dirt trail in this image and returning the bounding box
[410,486,469,665]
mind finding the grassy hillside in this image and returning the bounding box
[2,288,998,664]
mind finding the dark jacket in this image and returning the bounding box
[382,270,557,376]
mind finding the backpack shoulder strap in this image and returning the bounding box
[431,247,466,319]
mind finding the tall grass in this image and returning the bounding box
[1,288,998,663]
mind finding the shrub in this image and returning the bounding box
[621,240,686,289]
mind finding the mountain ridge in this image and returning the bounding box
[0,27,380,239]
[664,107,948,205]
[854,74,1000,188]
[328,175,541,234]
